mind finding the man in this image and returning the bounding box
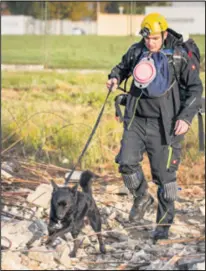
[106,13,203,243]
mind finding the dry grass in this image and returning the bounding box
[2,71,205,184]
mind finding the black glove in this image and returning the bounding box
[163,182,178,201]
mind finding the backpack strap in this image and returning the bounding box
[198,97,205,152]
[198,110,205,152]
[171,47,188,90]
[114,94,127,122]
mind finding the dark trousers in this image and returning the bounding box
[116,116,182,228]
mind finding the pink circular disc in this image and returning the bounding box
[134,62,155,83]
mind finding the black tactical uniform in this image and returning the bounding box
[108,28,203,241]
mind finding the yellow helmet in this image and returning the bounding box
[140,13,168,36]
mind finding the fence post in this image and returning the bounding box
[44,1,48,68]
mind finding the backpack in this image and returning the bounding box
[173,39,204,152]
[173,38,201,102]
[183,38,201,71]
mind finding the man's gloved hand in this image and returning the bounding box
[174,120,189,135]
[163,182,178,201]
[106,78,118,91]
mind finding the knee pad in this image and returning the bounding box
[122,172,143,191]
[163,182,178,201]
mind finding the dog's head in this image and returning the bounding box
[50,180,78,221]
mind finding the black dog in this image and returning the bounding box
[46,170,106,257]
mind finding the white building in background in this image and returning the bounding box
[171,2,205,7]
[145,5,205,35]
[1,15,97,35]
[2,16,28,35]
[1,3,205,36]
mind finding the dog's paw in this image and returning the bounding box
[100,244,106,254]
[69,251,76,258]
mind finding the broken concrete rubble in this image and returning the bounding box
[2,179,205,270]
[26,184,52,208]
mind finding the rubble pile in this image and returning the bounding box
[1,160,205,270]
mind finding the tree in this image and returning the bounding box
[4,1,171,20]
[1,2,11,15]
[34,2,97,21]
[5,1,33,16]
[99,1,171,15]
[4,1,97,20]
[66,2,95,21]
[104,2,119,13]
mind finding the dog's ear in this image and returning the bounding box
[50,179,58,191]
[71,184,78,195]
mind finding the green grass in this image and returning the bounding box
[2,70,205,96]
[1,71,113,107]
[2,70,122,171]
[2,35,205,69]
[200,72,205,96]
[190,35,205,55]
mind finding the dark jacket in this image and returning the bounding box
[108,29,203,144]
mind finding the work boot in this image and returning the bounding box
[152,227,169,244]
[129,191,154,222]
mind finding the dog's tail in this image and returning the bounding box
[79,170,94,196]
